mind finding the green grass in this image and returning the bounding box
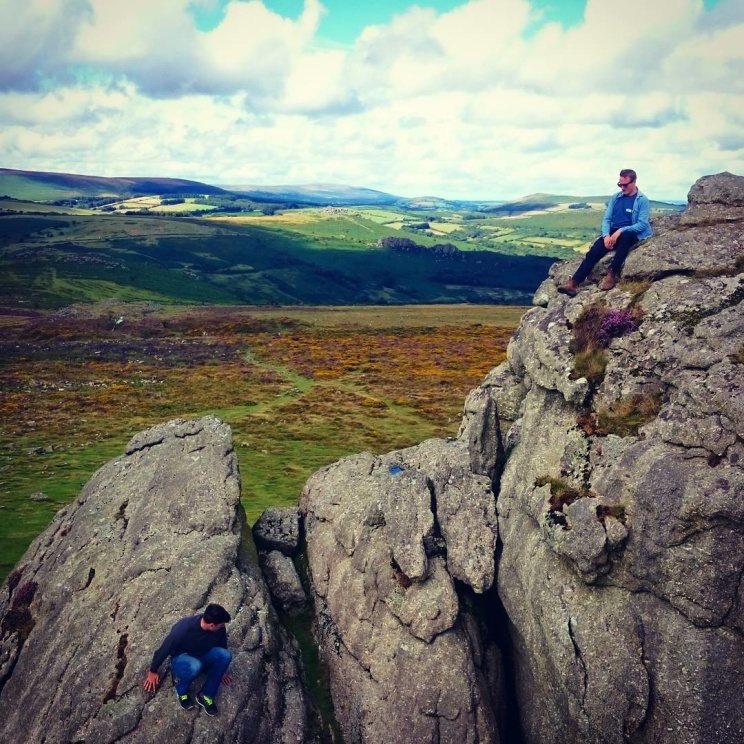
[0,174,86,201]
[0,437,125,577]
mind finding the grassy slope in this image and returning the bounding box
[0,168,228,199]
[0,174,88,201]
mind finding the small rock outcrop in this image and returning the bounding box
[0,416,311,744]
[253,507,307,614]
[299,439,502,743]
[253,507,301,555]
[463,172,744,743]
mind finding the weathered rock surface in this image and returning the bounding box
[253,507,301,555]
[464,172,744,743]
[4,172,742,744]
[299,439,501,744]
[0,416,312,744]
[259,550,307,615]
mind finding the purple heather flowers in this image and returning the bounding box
[597,309,637,346]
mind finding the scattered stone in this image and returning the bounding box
[252,506,301,555]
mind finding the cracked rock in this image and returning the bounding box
[0,416,312,744]
[463,172,744,744]
[299,441,501,743]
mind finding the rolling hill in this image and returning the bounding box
[0,168,229,202]
[224,183,400,206]
[484,191,682,216]
[0,168,506,209]
[0,208,554,308]
[0,167,683,310]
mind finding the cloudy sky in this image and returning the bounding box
[1,0,742,200]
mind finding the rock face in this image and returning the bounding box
[0,416,312,744]
[463,172,744,743]
[299,439,502,744]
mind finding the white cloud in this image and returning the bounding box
[0,0,89,90]
[0,0,742,199]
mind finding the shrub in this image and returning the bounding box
[536,475,594,530]
[597,309,637,346]
[536,475,590,511]
[596,394,662,437]
[569,304,607,355]
[569,303,639,384]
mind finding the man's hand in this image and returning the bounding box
[604,230,623,249]
[222,673,232,686]
[143,671,160,693]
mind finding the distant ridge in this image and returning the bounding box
[224,182,400,206]
[0,167,683,210]
[484,191,683,215]
[0,167,229,200]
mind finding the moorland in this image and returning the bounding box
[0,302,522,582]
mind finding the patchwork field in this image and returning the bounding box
[0,209,554,308]
[0,303,523,582]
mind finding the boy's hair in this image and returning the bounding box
[619,168,637,182]
[203,603,231,624]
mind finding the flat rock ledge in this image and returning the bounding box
[0,416,312,744]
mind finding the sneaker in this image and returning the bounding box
[599,270,617,291]
[197,693,218,716]
[177,692,195,711]
[557,279,579,297]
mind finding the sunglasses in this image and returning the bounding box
[617,181,633,188]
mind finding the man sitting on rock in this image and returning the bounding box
[558,168,653,296]
[143,603,233,716]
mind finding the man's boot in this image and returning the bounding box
[557,278,579,297]
[599,270,617,291]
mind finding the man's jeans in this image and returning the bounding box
[171,647,232,699]
[573,231,639,284]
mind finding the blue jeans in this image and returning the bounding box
[171,647,232,699]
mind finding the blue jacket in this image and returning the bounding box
[602,189,653,240]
